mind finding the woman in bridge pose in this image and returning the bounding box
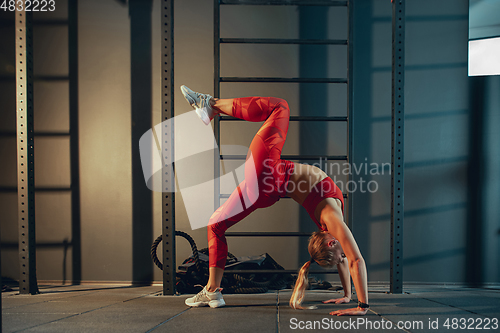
[180,86,369,316]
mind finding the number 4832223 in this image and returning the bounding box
[1,0,56,12]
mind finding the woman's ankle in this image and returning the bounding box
[206,285,219,292]
[210,98,220,114]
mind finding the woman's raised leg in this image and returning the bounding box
[213,96,288,124]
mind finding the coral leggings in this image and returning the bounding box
[207,97,294,269]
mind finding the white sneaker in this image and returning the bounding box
[185,286,225,308]
[180,85,215,125]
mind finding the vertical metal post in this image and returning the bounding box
[68,0,81,285]
[214,0,221,211]
[1,217,2,324]
[16,10,39,295]
[346,0,354,231]
[162,0,175,295]
[390,0,405,294]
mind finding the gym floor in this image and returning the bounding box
[2,284,499,333]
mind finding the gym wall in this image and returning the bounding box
[0,0,498,285]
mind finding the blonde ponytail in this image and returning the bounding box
[290,231,340,310]
[289,260,317,310]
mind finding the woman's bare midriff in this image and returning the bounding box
[286,163,344,226]
[286,163,328,205]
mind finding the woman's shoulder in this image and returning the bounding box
[318,198,344,227]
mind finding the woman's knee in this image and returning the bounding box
[274,98,290,119]
[272,97,289,111]
[208,213,228,236]
[280,98,289,110]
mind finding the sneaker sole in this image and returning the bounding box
[185,300,209,307]
[195,107,212,125]
[185,300,224,308]
[208,299,225,308]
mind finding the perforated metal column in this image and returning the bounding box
[390,0,405,294]
[161,0,176,295]
[16,10,39,295]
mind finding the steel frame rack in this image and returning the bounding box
[14,1,81,294]
[213,0,354,277]
[12,0,405,296]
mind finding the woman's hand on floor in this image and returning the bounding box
[322,296,350,304]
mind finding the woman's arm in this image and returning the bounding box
[322,258,351,304]
[321,205,369,316]
[337,258,351,299]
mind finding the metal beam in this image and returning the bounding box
[346,0,354,231]
[220,77,347,83]
[214,0,221,211]
[225,232,313,237]
[390,0,405,294]
[220,193,348,199]
[0,200,3,324]
[222,269,337,274]
[220,38,347,45]
[161,0,175,296]
[16,10,39,295]
[220,115,348,122]
[68,0,81,285]
[220,0,347,6]
[220,154,347,161]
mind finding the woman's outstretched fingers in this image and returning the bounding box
[322,299,336,304]
[329,307,368,316]
[322,296,350,304]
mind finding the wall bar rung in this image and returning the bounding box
[220,0,347,6]
[220,115,348,122]
[220,77,347,83]
[33,19,69,26]
[220,154,347,160]
[220,193,348,199]
[0,131,70,137]
[226,232,313,237]
[34,76,69,81]
[222,269,338,274]
[220,38,347,45]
